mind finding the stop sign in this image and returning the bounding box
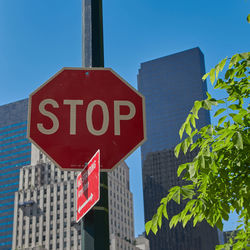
[27,68,146,171]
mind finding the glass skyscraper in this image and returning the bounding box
[138,48,219,250]
[0,98,31,249]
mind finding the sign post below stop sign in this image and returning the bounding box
[28,68,146,171]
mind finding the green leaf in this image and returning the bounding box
[191,129,198,138]
[185,122,192,136]
[215,218,223,231]
[232,131,243,149]
[218,58,227,71]
[221,210,229,221]
[145,220,152,235]
[162,204,168,220]
[208,98,218,106]
[229,113,243,125]
[202,100,212,110]
[225,69,235,79]
[218,116,227,126]
[217,99,225,104]
[215,245,224,250]
[228,104,240,110]
[193,215,199,227]
[190,114,196,128]
[169,215,179,229]
[182,214,192,228]
[179,123,186,140]
[239,52,250,59]
[209,68,216,84]
[206,92,212,99]
[214,108,226,117]
[215,65,220,79]
[188,164,196,178]
[172,187,181,204]
[151,214,159,234]
[181,187,194,199]
[247,14,250,23]
[157,205,164,228]
[181,139,188,154]
[198,155,205,169]
[194,101,202,114]
[229,54,241,69]
[202,72,209,81]
[174,143,182,158]
[160,197,167,204]
[191,103,201,119]
[177,163,188,177]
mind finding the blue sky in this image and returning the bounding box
[0,0,249,237]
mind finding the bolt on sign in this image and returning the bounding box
[76,150,100,222]
[27,67,146,171]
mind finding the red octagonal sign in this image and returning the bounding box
[28,68,146,171]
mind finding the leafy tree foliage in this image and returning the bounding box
[145,52,250,249]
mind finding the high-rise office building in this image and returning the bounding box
[12,148,137,250]
[12,159,82,249]
[0,99,31,249]
[138,48,219,250]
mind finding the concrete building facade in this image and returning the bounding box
[135,234,150,250]
[138,48,219,250]
[12,147,137,250]
[0,99,31,249]
[12,160,82,250]
[108,161,137,250]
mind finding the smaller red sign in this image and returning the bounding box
[76,150,100,222]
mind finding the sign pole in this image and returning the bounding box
[81,0,109,249]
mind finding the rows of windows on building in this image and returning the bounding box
[12,145,145,250]
[138,48,220,250]
[0,99,30,249]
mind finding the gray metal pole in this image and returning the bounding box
[82,0,104,68]
[81,0,109,249]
